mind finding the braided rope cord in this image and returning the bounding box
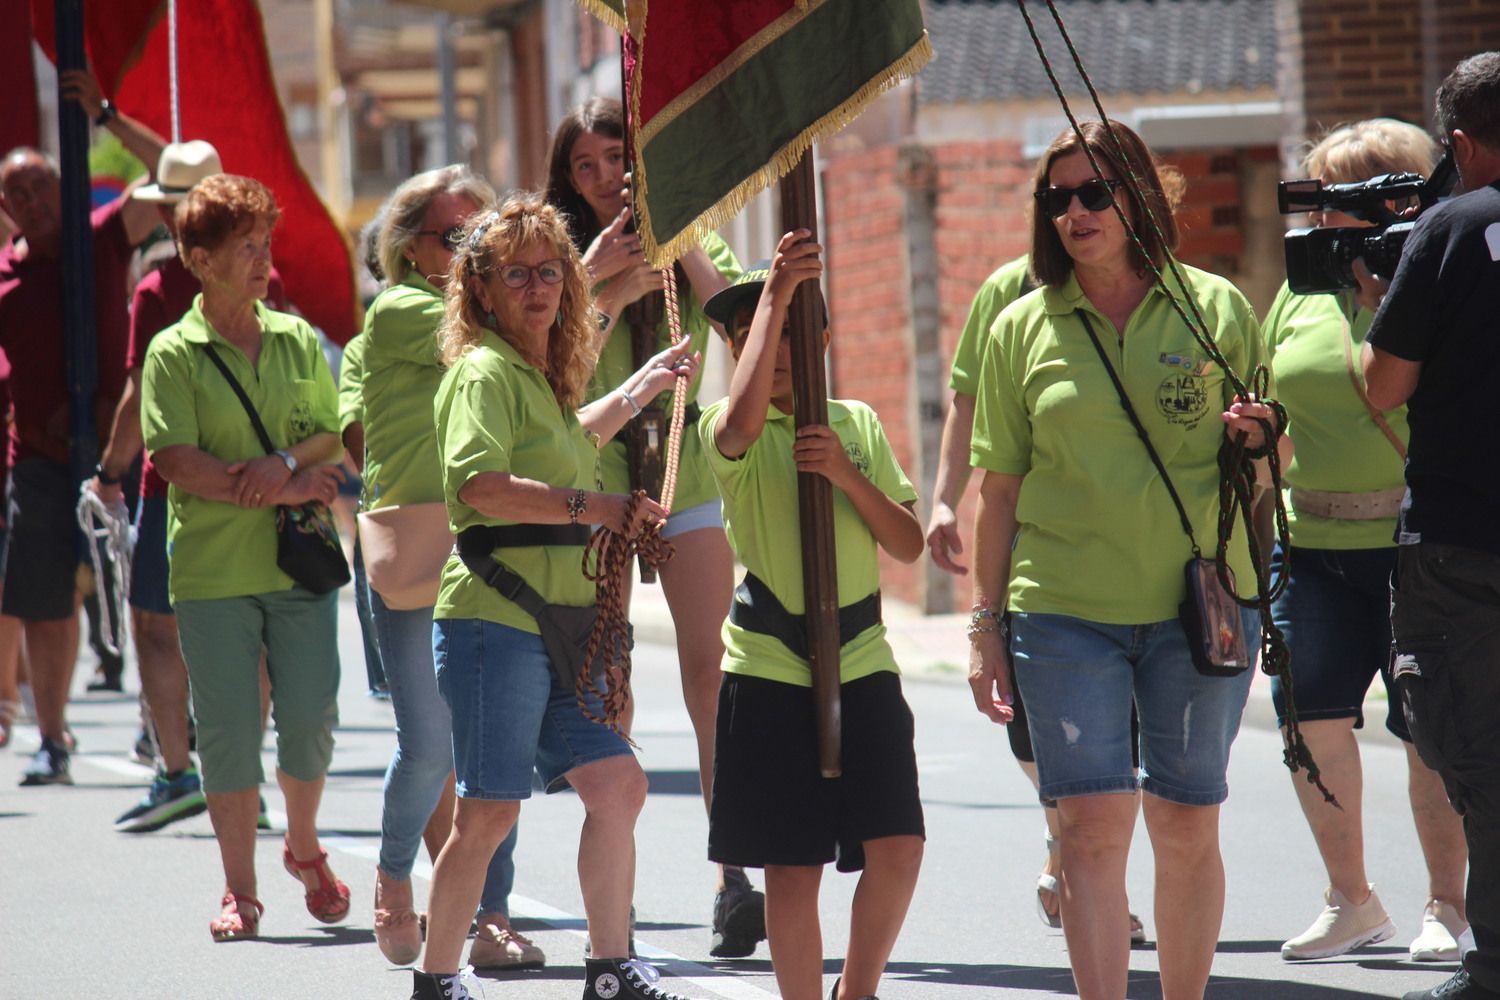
[575,269,691,735]
[1018,0,1334,804]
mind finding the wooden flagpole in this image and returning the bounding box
[779,151,842,778]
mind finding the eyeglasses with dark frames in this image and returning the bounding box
[493,259,567,289]
[416,226,466,251]
[1034,178,1124,219]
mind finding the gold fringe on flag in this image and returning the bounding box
[575,0,627,34]
[630,19,933,268]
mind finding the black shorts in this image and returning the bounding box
[708,670,925,873]
[2,458,83,620]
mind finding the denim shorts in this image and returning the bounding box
[1010,610,1256,806]
[129,495,174,615]
[1270,546,1407,740]
[433,617,633,800]
[660,497,722,539]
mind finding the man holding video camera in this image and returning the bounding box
[1361,51,1500,1000]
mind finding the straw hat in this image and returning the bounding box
[134,140,223,203]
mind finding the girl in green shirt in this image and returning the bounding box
[544,97,759,958]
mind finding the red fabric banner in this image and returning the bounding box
[32,0,357,343]
[1,0,42,156]
[633,0,789,122]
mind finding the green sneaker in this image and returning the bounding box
[114,768,207,832]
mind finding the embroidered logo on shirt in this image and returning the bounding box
[289,400,315,441]
[1157,372,1210,427]
[843,440,871,476]
[1158,352,1213,376]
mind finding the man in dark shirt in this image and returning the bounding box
[0,71,164,787]
[1363,51,1500,1000]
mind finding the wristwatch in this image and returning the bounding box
[274,449,298,473]
[94,461,119,486]
[94,100,118,127]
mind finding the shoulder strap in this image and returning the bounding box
[1077,311,1201,556]
[454,543,551,620]
[201,344,276,456]
[1338,313,1407,461]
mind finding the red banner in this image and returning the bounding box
[31,0,357,343]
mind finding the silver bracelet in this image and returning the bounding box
[619,387,643,417]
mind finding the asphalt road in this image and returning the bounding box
[0,586,1463,999]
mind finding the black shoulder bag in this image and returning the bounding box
[1076,312,1249,676]
[201,345,351,595]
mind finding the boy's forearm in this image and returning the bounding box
[717,297,786,457]
[841,475,924,564]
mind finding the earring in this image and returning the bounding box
[486,309,497,328]
[555,310,563,328]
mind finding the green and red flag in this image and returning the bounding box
[581,0,931,267]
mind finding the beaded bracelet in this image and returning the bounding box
[565,489,588,524]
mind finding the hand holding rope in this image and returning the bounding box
[576,267,693,735]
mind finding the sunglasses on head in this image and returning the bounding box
[493,259,567,289]
[1034,178,1123,219]
[417,226,466,251]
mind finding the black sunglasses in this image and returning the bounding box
[417,226,465,251]
[1034,178,1123,219]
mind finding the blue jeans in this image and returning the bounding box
[433,617,633,799]
[1010,610,1257,806]
[372,590,516,916]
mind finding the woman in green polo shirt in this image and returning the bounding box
[411,193,703,1000]
[968,121,1276,1000]
[140,174,349,942]
[543,96,759,957]
[1265,120,1469,964]
[356,166,546,973]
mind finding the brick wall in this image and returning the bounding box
[1282,0,1500,145]
[823,137,1281,612]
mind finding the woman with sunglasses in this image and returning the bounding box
[359,166,547,972]
[410,193,706,1000]
[967,120,1276,1000]
[544,98,762,958]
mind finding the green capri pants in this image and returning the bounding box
[175,587,341,794]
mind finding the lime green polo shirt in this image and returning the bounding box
[361,273,447,509]
[971,263,1265,624]
[699,397,917,687]
[1262,282,1407,550]
[589,233,740,511]
[432,331,601,632]
[141,296,340,603]
[950,254,1032,396]
[338,332,367,433]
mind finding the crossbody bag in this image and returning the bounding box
[1077,312,1249,676]
[201,345,351,595]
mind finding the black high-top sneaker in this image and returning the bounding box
[583,957,697,1000]
[411,969,472,1000]
[829,977,879,1000]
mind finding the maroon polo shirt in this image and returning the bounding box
[127,256,286,498]
[0,196,134,469]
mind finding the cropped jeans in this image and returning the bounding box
[372,588,516,916]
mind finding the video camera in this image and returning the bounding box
[1278,149,1455,295]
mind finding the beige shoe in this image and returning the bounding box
[1410,899,1468,962]
[470,913,546,970]
[374,869,422,966]
[1282,885,1396,960]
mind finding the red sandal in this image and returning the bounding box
[282,838,351,924]
[210,891,263,941]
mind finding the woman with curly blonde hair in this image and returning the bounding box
[410,192,709,1000]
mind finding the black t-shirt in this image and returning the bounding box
[1367,181,1500,553]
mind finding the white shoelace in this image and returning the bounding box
[621,959,662,986]
[447,965,484,1000]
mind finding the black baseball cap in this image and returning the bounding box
[703,260,771,327]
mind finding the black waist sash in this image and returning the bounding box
[728,571,882,662]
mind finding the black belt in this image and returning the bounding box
[728,572,882,662]
[457,522,591,556]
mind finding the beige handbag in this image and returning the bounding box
[357,503,454,610]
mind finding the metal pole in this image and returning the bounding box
[438,12,460,164]
[779,151,842,778]
[54,0,99,497]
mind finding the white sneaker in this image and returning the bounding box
[1281,884,1397,960]
[1411,899,1468,962]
